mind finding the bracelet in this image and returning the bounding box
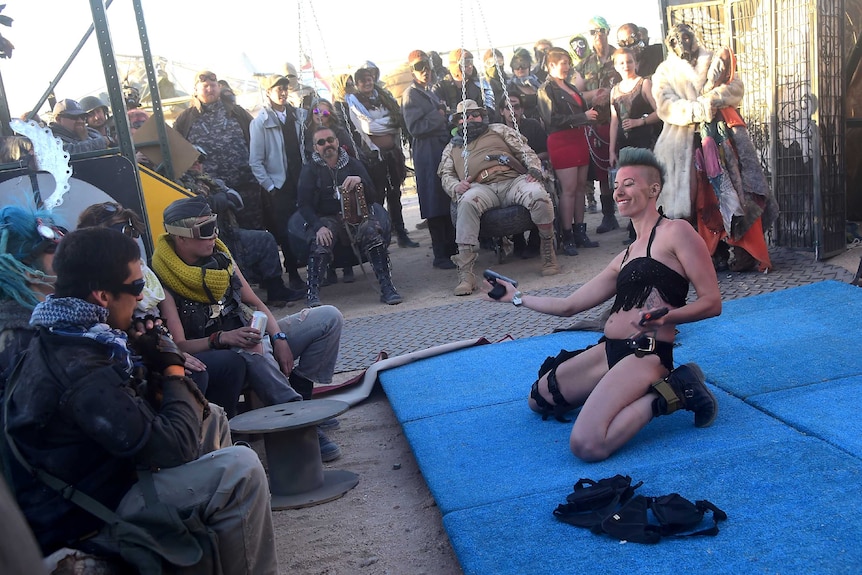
[208,331,220,349]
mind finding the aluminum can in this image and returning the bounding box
[250,311,267,335]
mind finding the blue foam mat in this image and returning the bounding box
[379,331,598,422]
[401,387,798,515]
[443,438,862,575]
[748,374,862,459]
[378,282,862,574]
[674,281,862,397]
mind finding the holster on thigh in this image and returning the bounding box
[531,347,589,422]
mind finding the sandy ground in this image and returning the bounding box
[267,190,862,575]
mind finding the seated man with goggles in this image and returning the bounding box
[152,196,345,462]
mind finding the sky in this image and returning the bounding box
[0,0,663,116]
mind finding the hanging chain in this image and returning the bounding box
[459,0,470,180]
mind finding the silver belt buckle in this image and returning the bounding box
[636,336,656,354]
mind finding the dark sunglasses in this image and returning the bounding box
[114,277,146,297]
[589,29,607,36]
[513,65,530,71]
[109,219,141,239]
[463,110,484,119]
[412,61,430,72]
[165,214,219,240]
[315,136,337,146]
[313,108,331,116]
[197,73,217,83]
[507,103,522,110]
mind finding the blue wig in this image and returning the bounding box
[0,206,64,310]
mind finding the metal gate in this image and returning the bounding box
[663,0,846,259]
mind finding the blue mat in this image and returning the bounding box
[378,281,862,575]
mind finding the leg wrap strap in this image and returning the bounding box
[531,368,575,422]
[650,378,682,417]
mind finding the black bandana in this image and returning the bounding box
[451,120,489,147]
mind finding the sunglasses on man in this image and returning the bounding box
[113,277,146,297]
[589,29,608,36]
[165,214,219,240]
[412,60,430,72]
[315,136,337,146]
[458,110,484,120]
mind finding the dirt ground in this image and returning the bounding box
[268,191,862,575]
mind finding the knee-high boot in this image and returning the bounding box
[368,245,403,305]
[306,251,331,308]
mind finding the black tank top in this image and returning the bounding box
[610,216,689,313]
[611,78,658,152]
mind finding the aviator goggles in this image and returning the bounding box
[165,214,219,240]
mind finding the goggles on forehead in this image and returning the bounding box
[113,277,146,297]
[197,72,217,83]
[27,218,66,261]
[165,214,219,239]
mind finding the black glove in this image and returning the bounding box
[130,325,186,373]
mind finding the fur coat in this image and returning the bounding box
[652,48,744,219]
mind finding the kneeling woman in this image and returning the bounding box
[487,147,722,462]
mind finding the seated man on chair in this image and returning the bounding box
[439,99,559,296]
[297,125,403,307]
[2,228,277,573]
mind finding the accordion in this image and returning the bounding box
[339,182,370,225]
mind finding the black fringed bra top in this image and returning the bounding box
[610,216,689,313]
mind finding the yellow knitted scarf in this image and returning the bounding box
[151,234,234,303]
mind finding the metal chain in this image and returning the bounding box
[459,0,469,180]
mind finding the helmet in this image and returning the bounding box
[355,60,380,83]
[79,95,108,114]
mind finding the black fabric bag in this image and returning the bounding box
[554,476,727,544]
[552,475,642,531]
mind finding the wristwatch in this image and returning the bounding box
[271,332,288,343]
[512,291,523,307]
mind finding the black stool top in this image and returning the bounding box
[229,399,348,434]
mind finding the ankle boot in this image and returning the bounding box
[306,252,331,308]
[396,227,420,248]
[596,214,620,234]
[538,230,560,276]
[574,223,599,248]
[650,363,718,428]
[560,229,579,256]
[451,246,478,295]
[368,245,403,305]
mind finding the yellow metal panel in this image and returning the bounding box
[139,165,192,239]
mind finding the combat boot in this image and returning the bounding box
[574,223,599,247]
[560,229,579,256]
[539,229,560,276]
[368,245,403,305]
[650,363,718,428]
[305,252,331,308]
[451,246,478,296]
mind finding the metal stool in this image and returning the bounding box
[229,399,358,510]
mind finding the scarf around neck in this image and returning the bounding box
[151,234,234,304]
[29,295,133,373]
[312,146,350,170]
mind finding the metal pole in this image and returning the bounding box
[132,0,173,180]
[89,0,136,163]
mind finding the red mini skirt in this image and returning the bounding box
[547,126,589,169]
